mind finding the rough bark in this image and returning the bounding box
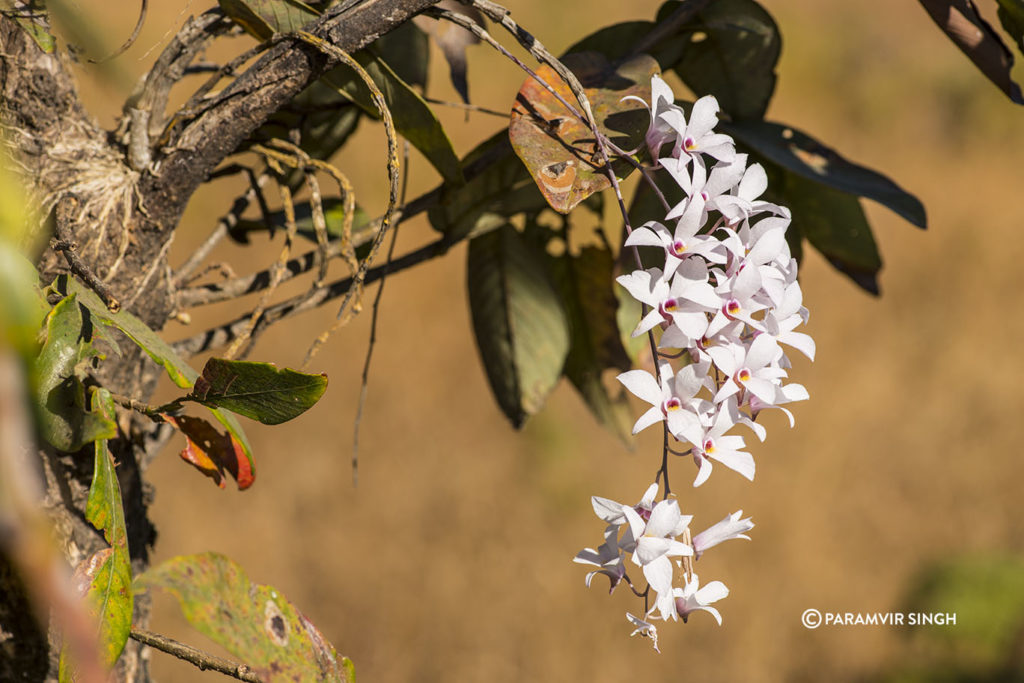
[0,1,439,679]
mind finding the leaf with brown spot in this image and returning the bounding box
[509,52,657,214]
[160,415,255,490]
[136,553,353,682]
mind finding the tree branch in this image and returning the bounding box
[175,183,440,308]
[142,0,441,232]
[130,629,262,682]
[171,230,460,358]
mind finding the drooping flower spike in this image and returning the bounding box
[576,74,814,648]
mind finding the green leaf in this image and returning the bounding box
[0,159,49,359]
[725,119,928,229]
[770,165,882,294]
[188,358,328,426]
[667,0,780,121]
[373,19,429,90]
[467,225,569,428]
[0,248,47,360]
[0,2,56,53]
[428,131,548,240]
[326,52,463,185]
[997,0,1024,53]
[137,552,354,682]
[32,296,117,452]
[218,0,320,39]
[224,0,459,183]
[84,390,130,550]
[547,245,634,444]
[562,21,654,63]
[509,52,657,213]
[57,276,194,389]
[57,277,256,483]
[58,389,132,680]
[562,17,697,73]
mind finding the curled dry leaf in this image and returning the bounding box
[160,414,255,490]
[413,0,483,103]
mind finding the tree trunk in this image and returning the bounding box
[0,1,438,679]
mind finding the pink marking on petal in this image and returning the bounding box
[670,240,687,257]
[737,368,751,383]
[724,299,741,318]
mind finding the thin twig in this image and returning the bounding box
[293,30,401,367]
[91,0,148,63]
[125,233,174,309]
[171,231,458,358]
[96,388,169,420]
[352,140,410,487]
[173,168,270,287]
[129,9,227,142]
[425,7,588,127]
[261,138,357,277]
[174,185,438,309]
[169,34,287,138]
[223,156,300,360]
[51,197,121,313]
[130,629,263,682]
[51,238,122,313]
[423,96,510,118]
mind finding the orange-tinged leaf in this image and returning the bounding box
[509,52,657,213]
[161,415,255,490]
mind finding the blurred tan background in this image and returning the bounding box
[59,0,1024,680]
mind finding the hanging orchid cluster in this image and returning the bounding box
[574,75,815,651]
